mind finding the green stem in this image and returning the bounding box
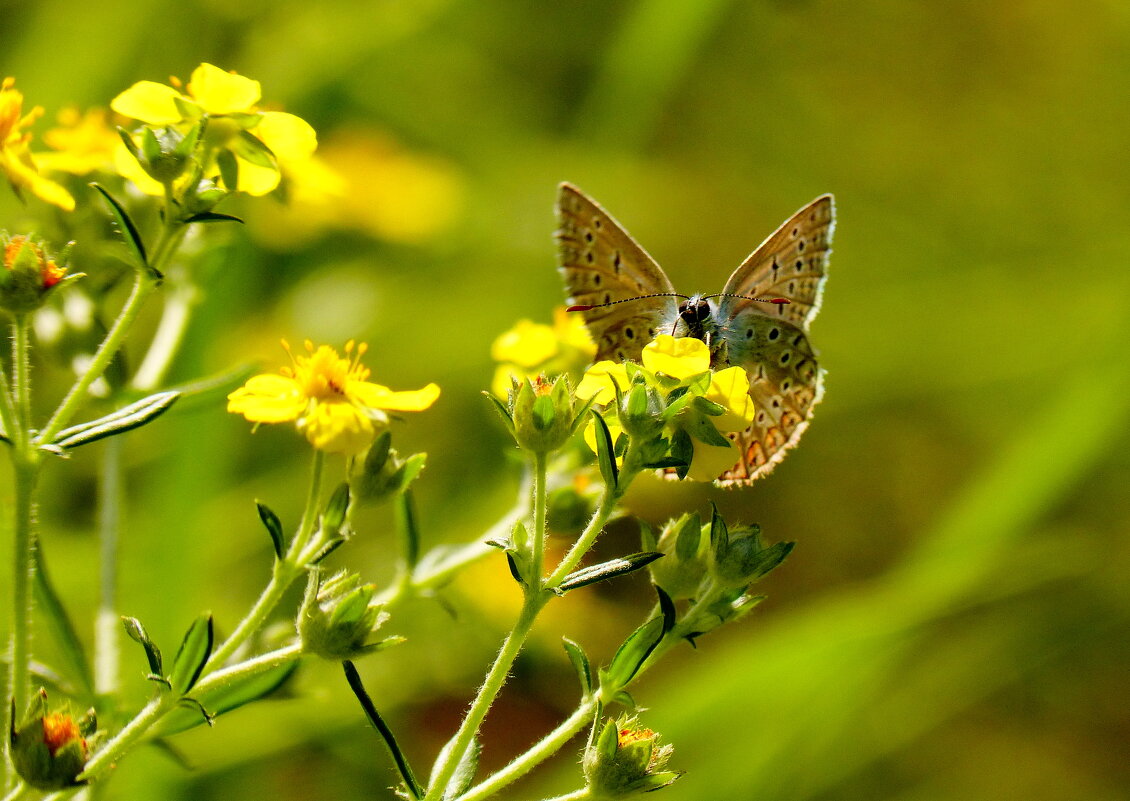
[94,438,123,696]
[191,642,303,696]
[11,317,31,445]
[455,700,597,801]
[37,272,158,443]
[0,782,29,801]
[530,451,548,589]
[207,451,325,669]
[425,598,545,801]
[130,283,196,392]
[540,789,590,801]
[0,364,18,448]
[79,694,174,781]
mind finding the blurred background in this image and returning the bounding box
[1,0,1128,799]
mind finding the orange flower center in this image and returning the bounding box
[41,714,84,757]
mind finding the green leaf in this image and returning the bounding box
[605,616,665,690]
[557,552,664,592]
[233,129,277,167]
[90,183,151,274]
[116,126,140,160]
[505,551,526,586]
[308,538,346,565]
[122,616,163,677]
[51,391,179,450]
[670,429,693,479]
[683,410,731,447]
[184,211,244,224]
[642,457,688,470]
[344,661,425,800]
[562,637,593,695]
[169,614,214,695]
[322,482,351,539]
[216,149,239,191]
[482,391,515,434]
[256,501,285,558]
[692,395,726,416]
[591,409,619,490]
[656,585,677,634]
[152,658,299,737]
[159,363,257,412]
[395,489,420,569]
[442,737,481,800]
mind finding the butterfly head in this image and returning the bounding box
[676,295,713,340]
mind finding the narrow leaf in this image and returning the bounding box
[656,585,677,634]
[153,659,299,737]
[170,614,214,695]
[90,183,150,273]
[216,150,239,191]
[122,616,163,676]
[322,482,351,538]
[256,501,285,558]
[505,552,526,586]
[562,637,593,695]
[309,538,346,564]
[343,661,425,800]
[184,211,244,224]
[483,391,515,434]
[591,409,619,489]
[558,552,664,592]
[605,616,665,690]
[395,489,420,569]
[52,391,179,450]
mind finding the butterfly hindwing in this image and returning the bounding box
[556,183,678,362]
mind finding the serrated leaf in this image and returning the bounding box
[557,552,664,593]
[122,616,163,676]
[51,391,179,450]
[605,616,665,690]
[344,661,424,800]
[170,615,213,695]
[184,211,244,224]
[91,183,150,274]
[256,501,285,558]
[591,409,619,490]
[562,638,592,695]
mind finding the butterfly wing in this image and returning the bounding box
[556,183,678,362]
[713,195,834,485]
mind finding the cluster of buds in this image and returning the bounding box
[9,690,95,790]
[1,232,79,314]
[583,715,681,798]
[491,373,593,455]
[298,569,402,660]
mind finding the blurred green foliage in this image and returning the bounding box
[2,0,1128,799]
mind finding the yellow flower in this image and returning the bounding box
[0,78,74,210]
[641,334,709,379]
[111,63,317,197]
[575,360,629,405]
[227,340,439,456]
[491,307,597,397]
[36,107,120,175]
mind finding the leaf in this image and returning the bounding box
[321,482,351,539]
[395,489,420,568]
[51,391,179,450]
[90,183,151,275]
[308,538,346,565]
[159,363,257,412]
[604,616,665,690]
[562,637,593,695]
[184,211,244,224]
[391,453,428,494]
[591,409,619,489]
[343,661,425,800]
[482,391,515,434]
[256,501,285,559]
[122,616,163,677]
[216,149,239,191]
[557,552,664,592]
[442,737,481,800]
[657,585,677,634]
[169,614,214,695]
[505,551,526,586]
[152,659,299,737]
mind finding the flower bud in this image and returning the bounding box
[583,715,681,798]
[350,430,427,504]
[618,381,665,440]
[511,374,577,454]
[129,125,193,184]
[709,509,794,590]
[9,690,94,790]
[648,512,708,600]
[298,570,397,660]
[1,233,76,314]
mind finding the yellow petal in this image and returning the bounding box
[351,381,440,412]
[576,361,629,404]
[112,140,164,195]
[583,416,624,460]
[553,306,596,357]
[110,81,185,125]
[187,63,260,114]
[236,156,281,196]
[300,401,374,455]
[256,111,317,161]
[642,335,710,379]
[491,320,557,368]
[491,364,527,399]
[705,366,756,431]
[227,374,305,422]
[686,439,738,482]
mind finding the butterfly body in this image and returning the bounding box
[556,182,834,485]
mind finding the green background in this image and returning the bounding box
[1,1,1128,799]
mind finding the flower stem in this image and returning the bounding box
[531,451,548,588]
[7,457,38,737]
[539,789,590,801]
[79,694,174,781]
[130,283,197,392]
[455,699,597,801]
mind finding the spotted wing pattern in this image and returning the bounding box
[556,183,678,362]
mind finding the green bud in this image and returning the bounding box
[618,381,666,440]
[511,375,576,454]
[710,510,795,590]
[298,570,398,660]
[0,233,78,314]
[350,430,428,504]
[648,513,708,600]
[583,715,681,798]
[9,690,93,790]
[135,126,192,183]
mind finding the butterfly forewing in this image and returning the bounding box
[556,183,678,362]
[718,194,835,330]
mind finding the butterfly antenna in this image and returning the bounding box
[701,292,791,305]
[566,293,690,312]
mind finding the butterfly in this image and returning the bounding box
[555,182,834,485]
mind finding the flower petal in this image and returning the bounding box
[188,63,260,115]
[642,335,710,379]
[705,366,756,431]
[227,374,305,422]
[491,320,558,368]
[576,361,629,404]
[686,439,738,482]
[110,81,185,125]
[351,381,440,412]
[300,401,374,455]
[256,111,317,161]
[235,156,282,196]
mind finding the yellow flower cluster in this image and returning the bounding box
[228,340,439,456]
[490,307,596,398]
[0,78,74,210]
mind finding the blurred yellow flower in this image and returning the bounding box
[36,107,120,175]
[492,307,596,397]
[111,63,317,197]
[227,340,439,456]
[0,78,74,210]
